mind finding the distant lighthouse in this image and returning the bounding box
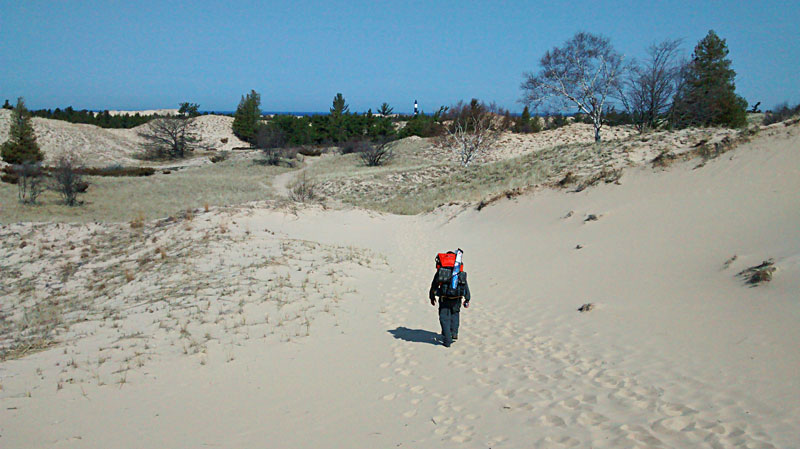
[414,100,419,116]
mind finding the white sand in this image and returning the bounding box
[1,123,798,448]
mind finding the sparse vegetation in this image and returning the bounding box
[260,147,298,167]
[763,102,800,126]
[439,99,501,167]
[358,140,394,167]
[50,153,87,206]
[13,162,45,204]
[289,172,317,202]
[737,260,776,286]
[210,151,230,163]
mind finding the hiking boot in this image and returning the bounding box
[452,335,458,341]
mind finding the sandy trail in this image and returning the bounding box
[1,127,798,448]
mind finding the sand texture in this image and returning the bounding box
[1,119,799,448]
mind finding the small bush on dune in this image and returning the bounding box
[260,147,298,167]
[50,153,86,206]
[547,114,569,130]
[81,165,155,177]
[358,140,394,167]
[13,162,45,204]
[289,172,317,202]
[210,151,229,163]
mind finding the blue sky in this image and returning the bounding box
[1,0,798,113]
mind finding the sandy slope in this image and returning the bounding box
[0,110,249,167]
[1,125,798,448]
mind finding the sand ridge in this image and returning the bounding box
[0,109,249,167]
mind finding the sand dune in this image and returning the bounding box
[1,121,798,447]
[0,110,249,167]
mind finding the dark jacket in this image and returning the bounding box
[429,271,471,310]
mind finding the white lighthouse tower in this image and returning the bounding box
[414,100,419,116]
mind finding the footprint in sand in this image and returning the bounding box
[540,435,580,448]
[535,414,567,427]
[403,409,417,418]
[659,402,697,417]
[652,415,696,433]
[382,393,397,401]
[575,411,609,427]
[451,433,473,443]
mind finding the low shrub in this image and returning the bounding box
[210,151,230,163]
[289,172,316,202]
[763,102,800,125]
[80,165,156,177]
[260,147,298,167]
[359,141,394,167]
[51,154,86,206]
[340,140,371,155]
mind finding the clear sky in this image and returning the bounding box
[1,0,798,113]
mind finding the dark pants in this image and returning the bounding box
[438,301,460,347]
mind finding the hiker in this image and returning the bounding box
[429,250,471,347]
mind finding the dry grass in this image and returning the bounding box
[309,140,611,214]
[0,155,290,223]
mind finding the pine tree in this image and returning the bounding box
[378,102,393,117]
[330,93,349,117]
[515,105,532,133]
[672,30,747,128]
[2,99,12,110]
[232,90,261,144]
[1,98,44,165]
[329,93,350,143]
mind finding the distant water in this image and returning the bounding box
[203,111,329,116]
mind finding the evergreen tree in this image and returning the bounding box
[1,98,44,165]
[378,102,393,116]
[330,93,349,117]
[514,105,532,133]
[671,30,747,128]
[328,93,350,143]
[2,99,12,110]
[232,90,261,144]
[178,102,200,117]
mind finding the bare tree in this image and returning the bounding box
[521,32,624,142]
[437,99,502,167]
[138,117,201,159]
[617,39,684,131]
[13,162,44,204]
[51,153,87,206]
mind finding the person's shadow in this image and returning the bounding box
[388,327,440,345]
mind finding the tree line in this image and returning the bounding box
[522,30,752,141]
